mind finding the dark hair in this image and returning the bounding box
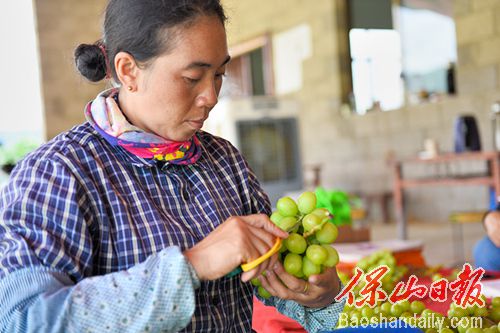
[74,0,226,82]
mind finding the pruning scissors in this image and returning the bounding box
[226,237,282,278]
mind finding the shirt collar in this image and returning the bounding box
[90,125,210,171]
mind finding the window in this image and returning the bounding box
[349,29,404,114]
[346,0,457,114]
[396,1,457,102]
[221,36,274,97]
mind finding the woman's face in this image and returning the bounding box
[125,15,229,141]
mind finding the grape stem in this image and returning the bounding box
[302,218,329,238]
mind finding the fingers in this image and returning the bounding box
[239,214,288,239]
[308,267,340,292]
[255,261,304,300]
[240,253,280,282]
[240,235,271,263]
[254,261,341,308]
[308,266,333,285]
[244,225,278,249]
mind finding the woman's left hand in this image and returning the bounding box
[257,261,341,308]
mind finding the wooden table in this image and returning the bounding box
[392,151,500,239]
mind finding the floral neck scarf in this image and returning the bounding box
[85,89,201,165]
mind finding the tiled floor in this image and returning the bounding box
[369,220,486,267]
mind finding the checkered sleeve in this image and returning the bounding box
[0,248,200,333]
[256,287,346,333]
[0,153,96,279]
[0,155,200,332]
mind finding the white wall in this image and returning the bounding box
[0,1,44,146]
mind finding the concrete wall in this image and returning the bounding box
[34,0,500,221]
[34,0,107,139]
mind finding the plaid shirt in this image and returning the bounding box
[0,122,344,332]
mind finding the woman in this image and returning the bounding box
[0,1,344,332]
[474,208,500,271]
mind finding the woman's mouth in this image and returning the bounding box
[187,119,205,130]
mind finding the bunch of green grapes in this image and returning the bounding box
[253,191,340,299]
[446,296,500,333]
[353,250,408,294]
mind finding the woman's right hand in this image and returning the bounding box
[183,214,288,282]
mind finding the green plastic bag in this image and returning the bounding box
[315,187,352,226]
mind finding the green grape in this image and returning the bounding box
[483,328,497,333]
[410,300,426,314]
[380,302,392,315]
[489,305,500,322]
[473,306,488,317]
[350,310,361,322]
[337,271,350,285]
[322,244,339,267]
[456,319,473,333]
[439,328,454,333]
[276,197,299,217]
[315,222,338,244]
[421,309,433,318]
[306,244,328,265]
[361,306,374,318]
[302,213,322,232]
[356,258,369,271]
[390,303,404,317]
[398,299,410,312]
[343,303,354,312]
[448,307,468,318]
[400,311,412,320]
[277,216,297,231]
[467,304,478,316]
[257,286,272,299]
[302,256,321,277]
[294,268,305,278]
[297,191,316,215]
[425,329,438,333]
[307,235,321,245]
[279,242,288,253]
[284,233,307,254]
[283,253,302,275]
[270,211,284,225]
[492,296,500,307]
[250,277,261,287]
[311,208,331,221]
[464,329,482,333]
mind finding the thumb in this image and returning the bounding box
[309,267,339,287]
[239,214,289,239]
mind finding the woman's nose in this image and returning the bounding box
[196,80,219,108]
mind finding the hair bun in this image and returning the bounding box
[74,43,107,82]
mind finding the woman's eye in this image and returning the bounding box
[184,77,201,84]
[215,72,226,79]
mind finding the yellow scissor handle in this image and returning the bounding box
[240,238,282,272]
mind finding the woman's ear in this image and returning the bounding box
[114,51,139,91]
